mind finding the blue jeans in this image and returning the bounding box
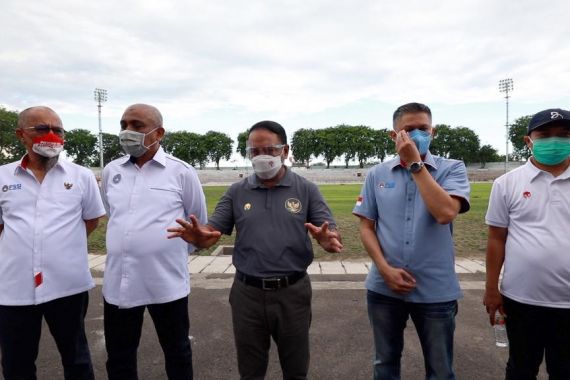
[104,296,193,380]
[0,291,94,380]
[503,296,570,380]
[367,290,458,380]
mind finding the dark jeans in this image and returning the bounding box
[0,291,94,380]
[229,275,312,380]
[367,290,458,380]
[104,296,193,380]
[503,296,570,380]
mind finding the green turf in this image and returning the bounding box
[88,182,492,259]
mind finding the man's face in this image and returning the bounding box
[120,105,164,147]
[525,123,570,148]
[16,109,64,153]
[393,112,433,135]
[247,128,289,160]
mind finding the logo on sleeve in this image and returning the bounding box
[285,198,302,214]
[355,195,363,206]
[113,174,121,184]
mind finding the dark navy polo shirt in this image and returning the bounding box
[208,168,336,277]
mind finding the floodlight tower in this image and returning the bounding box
[94,88,108,171]
[498,78,513,173]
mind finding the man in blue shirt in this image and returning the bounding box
[353,102,470,379]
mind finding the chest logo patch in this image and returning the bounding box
[64,182,73,190]
[377,181,396,189]
[523,191,531,199]
[285,198,302,214]
[113,174,121,184]
[244,203,252,211]
[2,184,22,192]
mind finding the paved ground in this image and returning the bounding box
[20,257,550,379]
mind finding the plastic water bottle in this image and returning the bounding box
[494,313,508,347]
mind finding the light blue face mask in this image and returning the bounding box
[408,129,431,156]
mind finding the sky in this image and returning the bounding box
[1,0,569,165]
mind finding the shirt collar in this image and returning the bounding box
[527,159,570,182]
[120,146,167,168]
[247,166,293,189]
[15,154,66,175]
[390,151,438,171]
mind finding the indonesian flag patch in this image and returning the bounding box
[355,195,363,207]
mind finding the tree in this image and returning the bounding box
[291,128,318,168]
[478,144,500,168]
[372,128,394,163]
[315,127,343,168]
[0,107,25,164]
[162,131,208,168]
[64,129,97,166]
[430,124,454,158]
[447,126,480,163]
[509,115,532,160]
[100,132,124,164]
[204,131,233,170]
[236,130,249,159]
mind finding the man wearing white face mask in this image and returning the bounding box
[0,106,105,379]
[101,104,207,379]
[168,120,343,380]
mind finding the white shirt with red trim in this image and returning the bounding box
[0,156,106,305]
[486,160,570,308]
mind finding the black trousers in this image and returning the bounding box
[104,296,193,380]
[229,275,312,380]
[0,291,94,380]
[503,296,570,380]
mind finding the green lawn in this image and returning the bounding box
[88,183,492,259]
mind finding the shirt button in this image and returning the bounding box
[408,198,412,201]
[405,241,409,245]
[406,217,411,221]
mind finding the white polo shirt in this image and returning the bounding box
[486,160,570,308]
[0,156,105,306]
[101,147,207,308]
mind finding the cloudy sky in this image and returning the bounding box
[1,0,569,163]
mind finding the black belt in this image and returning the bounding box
[235,270,307,291]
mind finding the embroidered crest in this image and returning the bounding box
[244,203,252,211]
[2,184,22,192]
[113,174,121,184]
[523,191,531,199]
[355,195,363,206]
[64,182,73,190]
[285,198,302,214]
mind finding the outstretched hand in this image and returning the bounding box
[167,214,222,248]
[305,221,343,253]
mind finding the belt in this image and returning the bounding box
[235,270,307,291]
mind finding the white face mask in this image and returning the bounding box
[119,128,159,157]
[251,155,283,179]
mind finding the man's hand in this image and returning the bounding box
[380,265,417,294]
[167,214,222,248]
[305,221,343,253]
[395,130,421,165]
[483,288,505,326]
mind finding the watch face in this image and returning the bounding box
[410,162,423,173]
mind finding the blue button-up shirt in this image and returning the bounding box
[353,152,470,303]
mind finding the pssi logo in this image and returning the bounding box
[2,184,22,192]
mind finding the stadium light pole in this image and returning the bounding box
[498,78,513,173]
[94,88,108,171]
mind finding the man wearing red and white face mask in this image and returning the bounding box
[0,106,105,379]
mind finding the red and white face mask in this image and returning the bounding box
[32,132,64,158]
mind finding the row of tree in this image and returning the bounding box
[0,106,534,168]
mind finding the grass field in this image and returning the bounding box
[88,183,492,260]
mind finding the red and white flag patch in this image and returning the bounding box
[355,195,363,207]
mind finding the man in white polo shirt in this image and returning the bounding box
[484,108,570,379]
[0,106,105,379]
[101,104,207,380]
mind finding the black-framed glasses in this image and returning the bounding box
[24,124,65,136]
[246,144,286,158]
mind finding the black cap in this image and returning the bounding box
[527,108,570,135]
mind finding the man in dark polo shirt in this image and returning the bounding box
[168,120,342,380]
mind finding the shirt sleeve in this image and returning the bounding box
[352,169,378,221]
[485,178,509,228]
[306,182,336,229]
[207,186,235,235]
[82,169,106,220]
[442,160,471,214]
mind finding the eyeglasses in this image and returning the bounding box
[246,144,286,158]
[24,124,65,136]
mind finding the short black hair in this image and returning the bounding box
[392,102,432,129]
[248,120,287,144]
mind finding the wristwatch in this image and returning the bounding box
[408,161,424,174]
